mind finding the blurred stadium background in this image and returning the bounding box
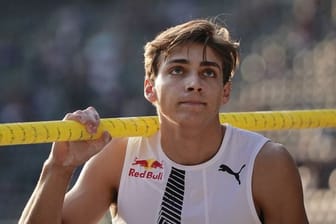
[0,0,335,223]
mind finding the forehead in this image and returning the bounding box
[161,43,222,65]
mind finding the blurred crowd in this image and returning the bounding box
[0,0,335,223]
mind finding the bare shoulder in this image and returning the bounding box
[81,137,129,192]
[253,141,309,223]
[253,142,299,198]
[255,142,294,171]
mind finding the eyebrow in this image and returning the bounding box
[166,59,221,70]
[166,59,189,65]
[200,61,221,70]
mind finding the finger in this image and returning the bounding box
[102,131,112,144]
[63,110,84,122]
[84,106,100,126]
[63,107,100,134]
[82,107,100,134]
[85,131,112,156]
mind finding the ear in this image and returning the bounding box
[144,79,157,103]
[221,81,232,104]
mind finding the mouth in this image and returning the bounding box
[178,101,206,107]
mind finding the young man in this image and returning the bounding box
[19,19,309,223]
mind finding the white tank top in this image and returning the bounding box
[113,124,269,224]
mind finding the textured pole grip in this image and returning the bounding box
[0,109,335,146]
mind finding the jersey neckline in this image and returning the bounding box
[156,124,232,171]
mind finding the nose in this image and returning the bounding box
[185,74,202,92]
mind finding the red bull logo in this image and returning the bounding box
[132,158,164,169]
[129,157,164,181]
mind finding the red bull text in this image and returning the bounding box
[129,158,164,181]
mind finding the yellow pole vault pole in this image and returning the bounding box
[0,109,335,146]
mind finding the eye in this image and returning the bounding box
[169,66,184,76]
[202,69,216,78]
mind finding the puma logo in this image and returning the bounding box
[218,164,246,185]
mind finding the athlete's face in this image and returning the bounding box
[144,43,231,126]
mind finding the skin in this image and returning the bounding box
[145,43,231,165]
[19,43,309,224]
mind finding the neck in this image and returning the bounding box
[160,121,224,165]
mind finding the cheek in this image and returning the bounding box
[153,83,166,104]
[154,78,173,98]
[155,85,169,102]
[210,85,226,104]
[155,84,179,110]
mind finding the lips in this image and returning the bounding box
[178,100,206,106]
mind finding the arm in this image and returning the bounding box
[19,107,112,224]
[253,142,309,224]
[62,137,127,223]
[19,160,75,224]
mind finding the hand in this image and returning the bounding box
[47,106,111,169]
